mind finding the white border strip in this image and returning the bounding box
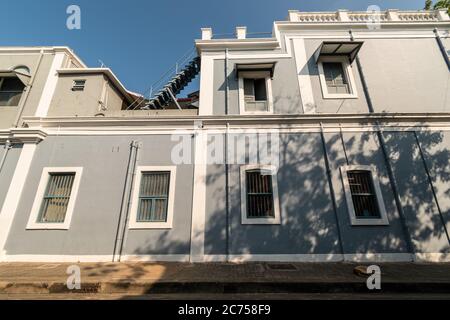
[292,38,316,113]
[0,144,37,257]
[34,53,65,117]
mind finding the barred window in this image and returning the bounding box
[137,172,170,222]
[37,173,75,223]
[347,170,380,219]
[246,170,274,218]
[322,62,350,94]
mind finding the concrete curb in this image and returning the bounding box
[2,280,450,295]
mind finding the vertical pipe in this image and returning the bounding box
[14,49,45,127]
[414,131,450,245]
[0,140,12,176]
[113,141,140,262]
[349,30,415,257]
[434,28,450,70]
[320,123,344,258]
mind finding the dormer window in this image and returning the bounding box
[72,79,86,91]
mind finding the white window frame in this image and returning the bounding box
[26,167,83,230]
[340,165,389,226]
[238,71,274,115]
[129,166,176,229]
[240,164,281,225]
[317,56,358,99]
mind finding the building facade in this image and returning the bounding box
[0,9,450,263]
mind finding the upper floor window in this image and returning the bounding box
[340,165,389,226]
[240,165,281,225]
[26,167,83,230]
[129,166,176,229]
[317,57,358,99]
[238,71,273,114]
[322,62,350,94]
[72,79,86,91]
[0,77,25,107]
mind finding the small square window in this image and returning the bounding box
[340,165,389,226]
[240,165,281,225]
[72,79,86,91]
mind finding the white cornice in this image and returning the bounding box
[0,129,47,144]
[0,46,87,68]
[21,113,450,130]
[195,38,279,52]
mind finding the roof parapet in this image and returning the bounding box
[287,9,450,23]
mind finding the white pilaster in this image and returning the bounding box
[35,52,65,117]
[198,55,214,116]
[0,143,37,258]
[292,38,316,114]
[190,125,208,262]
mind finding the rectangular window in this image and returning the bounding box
[72,79,86,91]
[347,170,380,218]
[246,170,274,218]
[129,166,176,229]
[37,173,75,223]
[340,165,389,226]
[240,165,280,225]
[0,77,25,106]
[27,167,83,230]
[322,62,350,94]
[137,172,170,222]
[243,78,268,112]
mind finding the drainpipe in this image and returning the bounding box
[349,30,415,258]
[13,49,45,127]
[320,123,344,258]
[113,140,140,262]
[414,131,450,245]
[0,140,12,175]
[434,28,450,70]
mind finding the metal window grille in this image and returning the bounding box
[37,173,75,223]
[137,171,170,222]
[347,170,380,218]
[323,62,350,94]
[246,170,274,218]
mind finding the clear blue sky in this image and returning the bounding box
[1,0,426,96]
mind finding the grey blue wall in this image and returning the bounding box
[4,135,194,257]
[0,144,22,211]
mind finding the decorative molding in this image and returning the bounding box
[288,10,448,23]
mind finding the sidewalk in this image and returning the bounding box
[1,262,450,296]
